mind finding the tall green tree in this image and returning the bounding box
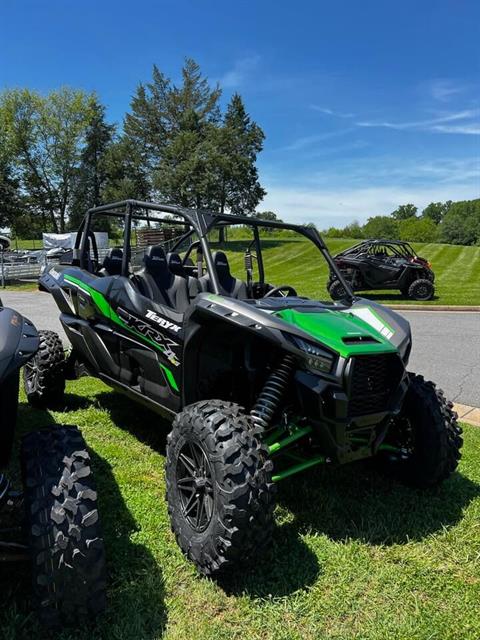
[102,137,151,203]
[391,204,418,220]
[168,58,221,128]
[155,110,216,208]
[1,87,93,232]
[152,59,222,207]
[69,97,115,228]
[421,201,451,225]
[398,216,438,242]
[120,60,265,213]
[212,93,266,215]
[123,59,222,205]
[123,64,171,188]
[0,153,22,230]
[363,215,399,239]
[439,199,480,245]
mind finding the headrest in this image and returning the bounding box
[213,251,231,280]
[167,252,185,277]
[144,245,168,274]
[102,248,123,275]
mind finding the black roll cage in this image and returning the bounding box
[336,239,416,260]
[73,199,354,301]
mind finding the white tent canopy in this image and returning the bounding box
[42,232,109,250]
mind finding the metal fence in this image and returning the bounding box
[1,261,43,282]
[1,233,188,286]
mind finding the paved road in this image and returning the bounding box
[1,291,68,341]
[401,310,479,407]
[2,291,479,407]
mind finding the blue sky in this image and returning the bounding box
[1,0,479,227]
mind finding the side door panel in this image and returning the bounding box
[107,278,184,412]
[61,272,122,379]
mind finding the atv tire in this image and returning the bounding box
[165,400,276,577]
[23,330,65,409]
[0,370,19,467]
[21,425,106,627]
[376,374,463,488]
[408,278,434,301]
[329,279,348,301]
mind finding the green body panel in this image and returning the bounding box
[64,274,123,324]
[64,274,179,392]
[275,307,398,357]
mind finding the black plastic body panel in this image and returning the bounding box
[0,307,39,382]
[0,306,39,467]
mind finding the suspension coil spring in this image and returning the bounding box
[250,354,296,430]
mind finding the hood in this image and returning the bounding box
[275,306,398,358]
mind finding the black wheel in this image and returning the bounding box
[165,400,276,576]
[23,330,65,408]
[408,278,434,301]
[0,371,19,467]
[376,374,463,488]
[21,425,106,627]
[328,279,348,300]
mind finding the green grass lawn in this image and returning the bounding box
[2,377,480,640]
[221,237,480,306]
[1,281,38,292]
[3,237,480,304]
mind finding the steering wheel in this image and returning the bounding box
[264,285,298,298]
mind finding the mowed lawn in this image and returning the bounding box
[4,237,480,305]
[223,237,480,306]
[2,376,480,640]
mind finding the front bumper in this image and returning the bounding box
[294,364,409,464]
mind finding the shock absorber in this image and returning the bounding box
[250,354,296,430]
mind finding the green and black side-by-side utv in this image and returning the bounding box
[29,200,462,577]
[0,299,106,626]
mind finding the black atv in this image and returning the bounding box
[0,298,106,626]
[32,200,461,577]
[327,239,435,301]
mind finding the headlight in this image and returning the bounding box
[291,336,334,374]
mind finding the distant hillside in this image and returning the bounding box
[223,236,480,306]
[323,198,480,246]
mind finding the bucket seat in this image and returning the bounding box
[198,251,247,299]
[135,245,189,312]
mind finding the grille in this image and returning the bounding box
[348,354,403,416]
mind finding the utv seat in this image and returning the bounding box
[134,245,190,312]
[98,248,124,277]
[167,252,199,301]
[198,251,247,299]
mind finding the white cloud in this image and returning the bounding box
[317,157,480,186]
[280,128,354,152]
[356,109,479,134]
[430,79,466,102]
[220,56,260,88]
[260,182,479,228]
[310,105,354,118]
[431,124,480,135]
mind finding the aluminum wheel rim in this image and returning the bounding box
[176,441,214,533]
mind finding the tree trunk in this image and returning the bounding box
[49,209,58,233]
